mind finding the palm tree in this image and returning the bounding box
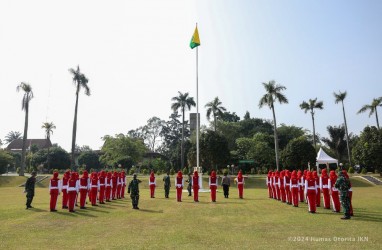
[205,97,227,132]
[171,91,196,170]
[4,131,23,144]
[259,80,288,171]
[357,97,382,129]
[334,91,352,166]
[16,82,34,176]
[321,125,347,162]
[300,98,323,149]
[69,65,90,168]
[41,122,56,169]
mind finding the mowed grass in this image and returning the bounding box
[0,175,381,250]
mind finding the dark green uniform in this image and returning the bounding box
[186,174,192,196]
[128,175,141,209]
[25,174,36,209]
[163,174,171,198]
[335,172,351,219]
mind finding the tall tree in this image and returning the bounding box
[69,66,90,168]
[16,82,34,176]
[357,97,382,130]
[259,80,288,170]
[334,91,352,167]
[142,116,165,152]
[41,122,56,169]
[171,91,196,169]
[4,131,22,144]
[299,98,324,149]
[205,97,227,132]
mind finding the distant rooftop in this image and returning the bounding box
[6,139,52,152]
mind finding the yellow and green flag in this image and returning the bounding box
[190,26,200,49]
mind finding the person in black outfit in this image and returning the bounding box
[24,172,37,209]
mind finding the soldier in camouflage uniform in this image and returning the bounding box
[24,172,37,209]
[186,173,192,196]
[163,171,171,198]
[334,172,351,220]
[128,174,142,209]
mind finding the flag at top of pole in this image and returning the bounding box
[190,25,201,49]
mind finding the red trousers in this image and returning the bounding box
[88,190,92,202]
[117,185,122,199]
[330,190,341,212]
[68,191,77,211]
[193,188,199,201]
[50,190,59,210]
[299,186,304,202]
[322,188,330,209]
[267,185,273,198]
[99,186,105,203]
[238,184,244,198]
[79,189,88,207]
[90,188,98,205]
[272,185,277,199]
[112,186,117,199]
[122,185,126,198]
[105,186,111,201]
[176,187,182,202]
[150,185,155,198]
[316,188,321,207]
[307,190,317,212]
[62,189,68,208]
[285,186,291,204]
[280,187,286,202]
[291,187,299,207]
[210,186,217,202]
[275,185,280,200]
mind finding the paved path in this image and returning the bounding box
[361,176,382,185]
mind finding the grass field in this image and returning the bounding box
[0,175,381,250]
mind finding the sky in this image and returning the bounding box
[1,0,382,151]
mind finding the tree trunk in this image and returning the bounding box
[181,107,185,170]
[20,102,29,176]
[71,85,80,169]
[342,101,352,166]
[271,104,280,171]
[214,113,217,132]
[375,108,380,130]
[311,110,316,150]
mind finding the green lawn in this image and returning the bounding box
[0,175,381,249]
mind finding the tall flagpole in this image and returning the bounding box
[196,44,199,169]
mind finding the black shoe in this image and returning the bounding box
[50,209,57,212]
[135,207,139,209]
[341,216,351,220]
[69,210,75,213]
[27,206,33,208]
[80,207,86,209]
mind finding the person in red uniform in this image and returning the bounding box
[271,172,277,199]
[209,170,218,202]
[297,170,304,202]
[111,171,118,200]
[67,172,79,212]
[61,170,70,209]
[79,171,90,209]
[266,171,273,198]
[105,172,113,202]
[90,172,99,206]
[274,171,280,200]
[121,170,126,198]
[49,172,61,212]
[98,171,106,204]
[320,169,330,209]
[116,172,122,199]
[313,171,320,207]
[290,170,299,207]
[284,170,291,205]
[328,170,340,212]
[305,171,317,213]
[237,170,245,199]
[149,170,156,198]
[342,170,353,216]
[279,170,286,203]
[192,171,200,202]
[303,170,308,203]
[175,171,184,202]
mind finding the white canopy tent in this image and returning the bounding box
[315,148,338,171]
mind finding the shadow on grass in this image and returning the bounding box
[58,211,97,217]
[27,208,45,212]
[85,207,110,214]
[138,209,163,213]
[353,212,382,223]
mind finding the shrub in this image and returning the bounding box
[170,168,175,175]
[361,168,367,174]
[182,167,189,175]
[348,167,355,174]
[141,169,148,175]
